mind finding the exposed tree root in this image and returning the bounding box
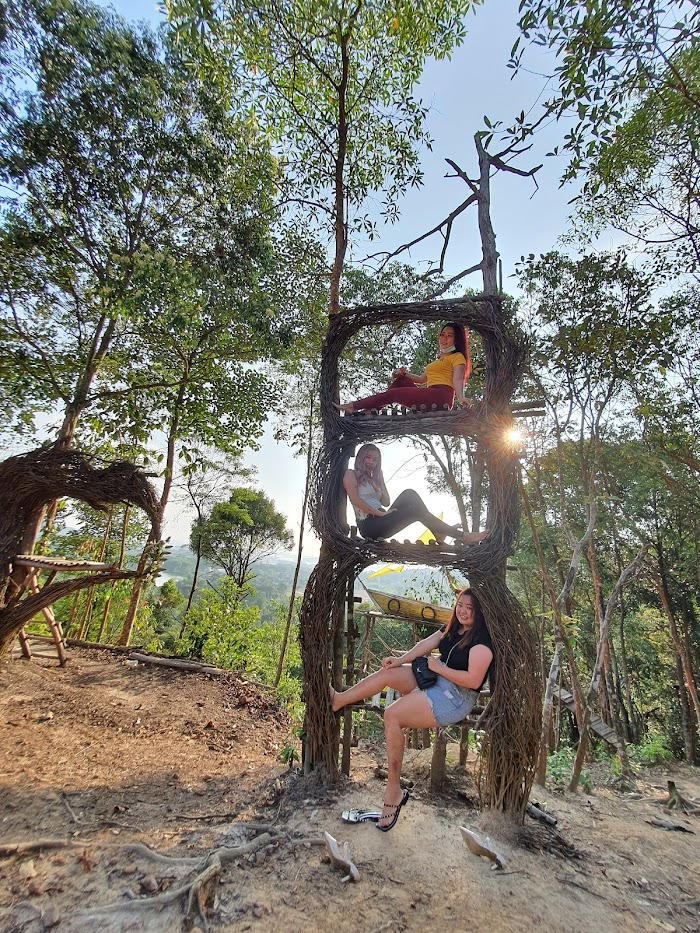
[0,839,72,858]
[1,824,327,930]
[662,780,700,815]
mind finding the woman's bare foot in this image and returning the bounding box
[332,402,354,414]
[330,684,342,713]
[462,529,489,544]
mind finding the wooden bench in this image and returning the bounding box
[13,554,121,666]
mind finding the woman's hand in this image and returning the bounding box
[392,366,407,380]
[381,656,402,669]
[426,655,443,673]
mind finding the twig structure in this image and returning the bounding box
[297,295,542,817]
[0,444,163,654]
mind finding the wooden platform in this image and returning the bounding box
[342,399,545,420]
[14,554,120,572]
[553,685,618,747]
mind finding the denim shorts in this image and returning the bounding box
[423,674,478,727]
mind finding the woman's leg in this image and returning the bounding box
[360,489,461,541]
[380,691,437,826]
[339,383,453,413]
[331,664,417,711]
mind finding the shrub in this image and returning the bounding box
[629,735,673,766]
[546,745,592,791]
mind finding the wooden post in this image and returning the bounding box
[342,574,356,776]
[459,724,470,766]
[28,571,67,665]
[430,730,448,792]
[332,570,347,767]
[17,627,32,659]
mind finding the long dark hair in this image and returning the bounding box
[354,443,382,495]
[444,587,489,649]
[440,322,471,382]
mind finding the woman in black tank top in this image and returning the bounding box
[331,588,493,831]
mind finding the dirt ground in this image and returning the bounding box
[1,647,699,933]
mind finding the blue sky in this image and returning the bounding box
[95,0,575,553]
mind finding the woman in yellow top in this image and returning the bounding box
[335,322,471,413]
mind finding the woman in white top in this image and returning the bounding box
[343,444,487,544]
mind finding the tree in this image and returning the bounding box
[192,488,294,589]
[513,1,700,180]
[0,0,306,648]
[165,0,479,312]
[0,0,279,453]
[511,1,700,272]
[517,250,672,784]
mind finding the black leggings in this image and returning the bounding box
[358,489,460,541]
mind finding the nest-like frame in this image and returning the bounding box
[298,296,542,816]
[0,444,163,652]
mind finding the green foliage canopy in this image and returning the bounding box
[165,0,480,310]
[0,0,284,457]
[512,1,700,272]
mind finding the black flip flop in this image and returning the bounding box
[376,790,410,832]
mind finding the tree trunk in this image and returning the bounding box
[675,655,696,763]
[183,545,202,622]
[474,133,499,294]
[535,640,562,786]
[328,28,350,314]
[569,546,646,791]
[298,546,341,781]
[519,468,589,779]
[587,537,613,727]
[652,563,700,736]
[274,394,315,688]
[119,371,188,646]
[605,637,635,784]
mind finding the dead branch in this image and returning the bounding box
[74,858,222,920]
[647,817,695,833]
[365,191,478,270]
[59,791,136,831]
[526,802,557,826]
[127,652,226,675]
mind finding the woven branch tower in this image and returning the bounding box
[298,295,542,817]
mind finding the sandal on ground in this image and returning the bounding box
[341,808,381,823]
[375,790,410,832]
